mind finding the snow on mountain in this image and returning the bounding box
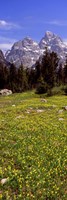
[5,50,11,58]
[5,31,67,68]
[6,37,41,68]
[39,31,67,61]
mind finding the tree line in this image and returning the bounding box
[0,48,67,94]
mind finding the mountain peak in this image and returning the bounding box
[5,31,67,68]
[6,36,40,68]
[23,36,33,41]
[44,31,63,42]
[44,31,57,41]
[23,37,38,46]
[45,31,54,37]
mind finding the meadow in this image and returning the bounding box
[0,91,67,200]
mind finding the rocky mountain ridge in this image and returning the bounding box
[0,31,67,68]
[39,31,67,61]
[6,37,41,68]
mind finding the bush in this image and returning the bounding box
[63,85,67,95]
[36,82,48,94]
[50,85,66,96]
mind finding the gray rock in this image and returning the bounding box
[1,178,9,185]
[0,89,12,95]
[58,109,63,114]
[6,37,41,68]
[63,106,67,111]
[59,118,64,121]
[37,109,44,113]
[41,98,47,103]
[39,31,67,63]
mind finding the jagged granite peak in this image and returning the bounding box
[39,31,63,48]
[6,31,67,68]
[44,31,63,42]
[11,37,35,50]
[45,31,56,40]
[12,37,40,52]
[6,37,41,68]
[39,31,67,60]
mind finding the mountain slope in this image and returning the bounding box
[0,50,10,67]
[39,31,67,61]
[0,50,5,62]
[6,37,41,68]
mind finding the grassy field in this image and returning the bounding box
[0,91,67,200]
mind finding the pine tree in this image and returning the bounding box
[0,62,4,89]
[9,63,17,92]
[35,60,41,82]
[57,63,63,85]
[41,48,59,89]
[17,64,28,92]
[63,56,67,84]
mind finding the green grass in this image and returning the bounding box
[0,91,67,200]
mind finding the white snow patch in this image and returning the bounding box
[33,41,38,46]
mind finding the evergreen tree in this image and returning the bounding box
[29,68,36,89]
[17,64,28,92]
[41,48,59,89]
[63,56,67,84]
[57,63,63,85]
[9,63,17,92]
[35,60,41,82]
[0,62,4,89]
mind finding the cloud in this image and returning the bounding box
[44,20,67,26]
[0,20,21,30]
[0,36,16,53]
[0,20,7,26]
[22,18,67,27]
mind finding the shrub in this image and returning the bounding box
[51,85,66,96]
[36,82,48,94]
[63,85,67,95]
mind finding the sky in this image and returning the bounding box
[0,0,67,52]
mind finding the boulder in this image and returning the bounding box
[58,109,63,114]
[59,118,64,121]
[63,106,67,111]
[41,98,47,103]
[0,89,12,95]
[62,106,67,111]
[1,178,9,185]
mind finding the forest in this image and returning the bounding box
[0,48,67,95]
